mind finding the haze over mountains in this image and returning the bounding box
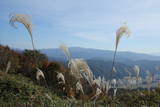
[40,47,160,79]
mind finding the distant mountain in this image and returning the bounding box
[40,47,160,79]
[40,47,160,61]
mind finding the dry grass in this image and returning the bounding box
[36,68,45,81]
[57,72,65,84]
[59,44,71,62]
[116,24,131,49]
[9,14,36,53]
[76,81,84,94]
[133,65,140,77]
[5,61,11,73]
[110,24,131,79]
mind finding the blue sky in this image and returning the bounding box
[0,0,160,54]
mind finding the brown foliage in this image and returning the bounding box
[0,45,21,72]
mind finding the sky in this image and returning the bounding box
[0,0,160,54]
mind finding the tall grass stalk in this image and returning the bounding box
[110,24,131,79]
[76,59,94,85]
[59,44,71,62]
[36,68,49,89]
[133,65,140,88]
[105,81,111,94]
[57,72,65,84]
[5,61,11,73]
[9,14,34,49]
[9,14,49,89]
[113,88,117,97]
[9,14,37,66]
[76,82,84,94]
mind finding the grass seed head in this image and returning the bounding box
[116,24,131,49]
[9,14,32,37]
[36,68,45,81]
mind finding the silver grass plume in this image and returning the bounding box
[57,72,65,84]
[76,82,84,94]
[98,76,101,82]
[113,67,117,73]
[112,79,117,97]
[9,14,35,50]
[5,61,11,73]
[112,79,116,88]
[71,58,94,84]
[110,24,131,80]
[69,59,82,80]
[36,68,49,89]
[116,24,131,49]
[113,88,117,97]
[133,65,140,88]
[133,65,140,78]
[95,88,102,97]
[59,44,94,84]
[76,59,94,85]
[100,77,106,91]
[36,68,45,81]
[59,44,81,80]
[59,44,71,62]
[105,81,111,94]
[9,14,39,68]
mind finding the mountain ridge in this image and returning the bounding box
[40,47,160,61]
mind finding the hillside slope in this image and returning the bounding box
[0,72,70,107]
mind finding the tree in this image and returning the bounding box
[23,49,48,67]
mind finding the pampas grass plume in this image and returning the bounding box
[116,24,131,49]
[5,61,11,73]
[36,68,45,81]
[133,65,140,77]
[76,82,84,94]
[57,72,65,84]
[113,67,117,73]
[9,14,36,53]
[9,14,32,37]
[59,44,71,61]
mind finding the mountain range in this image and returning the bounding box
[40,47,160,79]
